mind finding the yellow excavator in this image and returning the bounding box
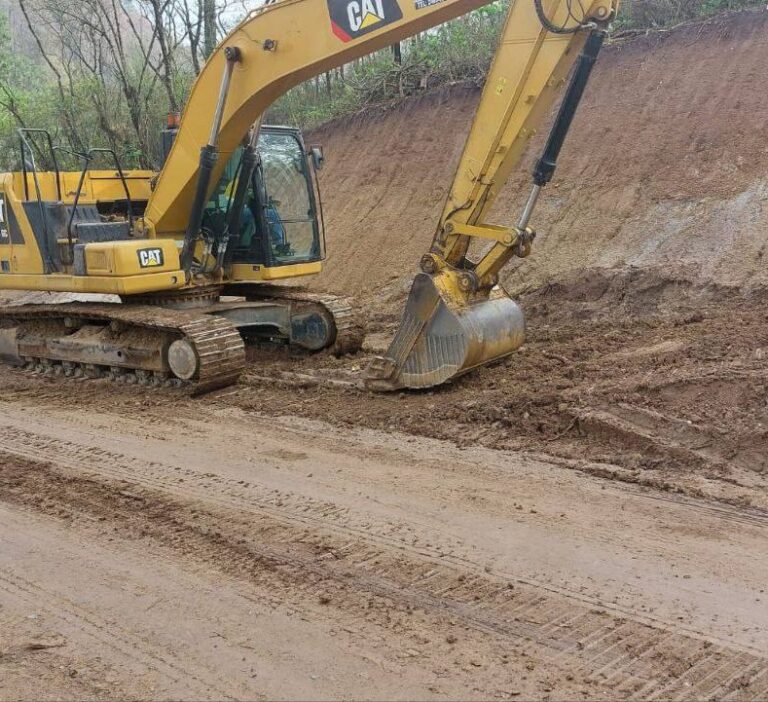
[0,0,618,392]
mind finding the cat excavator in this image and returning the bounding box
[0,0,618,392]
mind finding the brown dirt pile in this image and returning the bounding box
[235,265,768,508]
[261,9,768,505]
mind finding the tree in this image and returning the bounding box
[0,11,26,129]
[202,0,216,59]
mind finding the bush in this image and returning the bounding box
[616,0,761,28]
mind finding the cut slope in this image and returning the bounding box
[308,9,768,299]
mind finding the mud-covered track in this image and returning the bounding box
[0,302,246,393]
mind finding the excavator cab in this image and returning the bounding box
[219,127,323,268]
[178,125,326,282]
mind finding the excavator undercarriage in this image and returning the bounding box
[0,287,364,393]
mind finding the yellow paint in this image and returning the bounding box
[228,260,322,282]
[82,240,180,277]
[11,170,152,204]
[0,271,184,295]
[360,12,381,28]
[445,221,516,245]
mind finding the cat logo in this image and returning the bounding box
[328,0,402,42]
[137,247,164,268]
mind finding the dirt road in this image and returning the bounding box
[1,371,767,700]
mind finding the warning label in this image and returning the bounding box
[414,0,447,8]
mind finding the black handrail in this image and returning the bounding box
[66,151,92,247]
[18,128,62,202]
[17,129,57,271]
[51,145,88,164]
[60,147,134,250]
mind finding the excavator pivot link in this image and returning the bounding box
[365,272,524,391]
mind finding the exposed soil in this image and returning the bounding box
[0,388,767,700]
[2,9,768,701]
[308,9,768,299]
[288,8,768,507]
[231,263,768,510]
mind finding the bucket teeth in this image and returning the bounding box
[365,272,525,391]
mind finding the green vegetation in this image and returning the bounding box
[269,0,763,128]
[0,0,762,171]
[616,0,761,28]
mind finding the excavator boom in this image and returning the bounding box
[149,0,495,237]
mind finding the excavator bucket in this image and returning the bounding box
[365,272,525,391]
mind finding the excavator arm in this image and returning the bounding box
[366,0,618,389]
[433,7,607,284]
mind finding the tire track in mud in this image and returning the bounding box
[1,429,767,700]
[2,421,767,617]
[0,559,235,701]
[537,451,768,529]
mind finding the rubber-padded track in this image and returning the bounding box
[0,303,245,394]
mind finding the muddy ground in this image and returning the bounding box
[2,8,768,701]
[1,264,766,700]
[238,264,768,510]
[1,353,767,700]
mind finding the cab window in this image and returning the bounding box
[205,130,321,267]
[260,131,319,263]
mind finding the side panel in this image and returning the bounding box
[82,240,181,277]
[0,173,45,278]
[228,261,323,282]
[0,271,184,296]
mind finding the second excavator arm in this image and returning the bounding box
[366,0,618,390]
